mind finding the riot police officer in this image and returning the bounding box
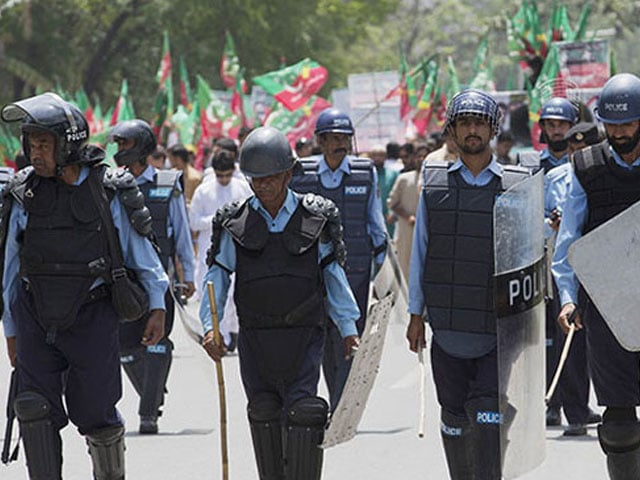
[109,119,196,434]
[200,126,359,480]
[0,93,168,479]
[519,97,578,173]
[406,89,531,479]
[553,73,640,479]
[289,108,387,410]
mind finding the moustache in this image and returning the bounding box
[333,147,347,155]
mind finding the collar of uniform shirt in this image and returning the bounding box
[447,155,504,178]
[318,155,352,175]
[608,145,640,170]
[540,148,567,166]
[137,164,156,183]
[74,166,91,186]
[249,188,298,228]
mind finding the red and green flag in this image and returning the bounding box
[252,58,328,112]
[152,31,174,138]
[264,95,331,147]
[110,79,135,126]
[179,56,193,110]
[220,31,242,90]
[196,75,240,144]
[573,3,592,42]
[412,59,439,136]
[0,125,21,168]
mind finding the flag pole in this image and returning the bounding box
[206,281,229,480]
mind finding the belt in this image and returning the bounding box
[22,281,110,305]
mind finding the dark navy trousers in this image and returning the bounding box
[430,340,499,416]
[239,325,325,411]
[13,285,122,435]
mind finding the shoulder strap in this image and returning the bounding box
[88,167,126,282]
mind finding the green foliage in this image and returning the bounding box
[1,0,640,122]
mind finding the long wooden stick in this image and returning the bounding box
[207,281,229,480]
[417,346,426,438]
[545,323,576,405]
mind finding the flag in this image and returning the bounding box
[171,104,198,146]
[196,75,240,144]
[152,31,174,138]
[399,49,417,119]
[468,35,496,92]
[445,56,461,104]
[573,3,592,42]
[412,59,439,136]
[264,96,331,147]
[220,31,242,90]
[179,57,193,110]
[252,58,328,111]
[110,79,135,126]
[0,124,21,168]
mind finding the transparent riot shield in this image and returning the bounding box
[569,199,640,351]
[493,171,545,479]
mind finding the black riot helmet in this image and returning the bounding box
[108,119,157,167]
[1,92,92,168]
[239,126,296,178]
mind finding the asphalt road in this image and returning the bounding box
[0,302,609,479]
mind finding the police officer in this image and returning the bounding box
[109,119,196,434]
[406,89,530,480]
[553,73,640,479]
[519,97,578,173]
[545,123,602,436]
[0,93,168,479]
[289,108,387,410]
[200,126,360,480]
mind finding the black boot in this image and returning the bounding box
[14,392,63,480]
[86,425,125,480]
[598,422,640,480]
[465,397,502,480]
[284,397,329,480]
[440,409,473,480]
[248,394,285,480]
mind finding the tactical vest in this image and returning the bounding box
[422,162,529,334]
[20,172,110,334]
[137,170,182,269]
[572,141,640,234]
[290,157,374,289]
[222,200,327,329]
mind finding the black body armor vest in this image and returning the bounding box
[137,170,182,269]
[20,173,110,333]
[572,141,640,234]
[289,157,374,290]
[422,162,529,334]
[222,200,327,329]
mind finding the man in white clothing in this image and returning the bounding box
[189,150,252,347]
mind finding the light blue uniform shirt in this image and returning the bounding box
[408,157,504,358]
[2,166,169,337]
[317,155,388,264]
[552,146,640,306]
[540,149,568,171]
[136,165,196,282]
[544,162,572,239]
[199,189,360,337]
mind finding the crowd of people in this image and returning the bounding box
[2,72,640,480]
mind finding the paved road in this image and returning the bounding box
[0,302,609,479]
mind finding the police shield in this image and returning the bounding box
[322,292,394,448]
[568,199,640,351]
[493,171,545,478]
